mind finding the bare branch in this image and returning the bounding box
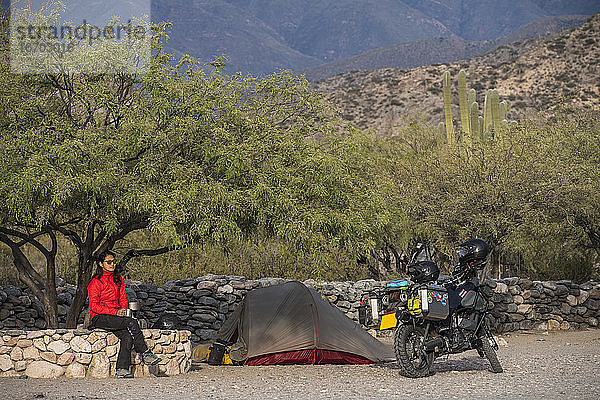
[118,245,176,269]
[0,231,46,289]
[52,224,83,249]
[0,226,51,257]
[48,230,58,258]
[14,230,49,247]
[94,218,150,257]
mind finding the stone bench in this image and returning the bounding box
[0,328,192,378]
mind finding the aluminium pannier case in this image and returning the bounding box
[418,284,449,320]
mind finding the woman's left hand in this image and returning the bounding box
[116,309,127,316]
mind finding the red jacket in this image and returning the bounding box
[87,271,129,319]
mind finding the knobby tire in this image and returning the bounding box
[480,336,503,373]
[394,324,434,378]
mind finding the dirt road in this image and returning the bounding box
[2,329,599,400]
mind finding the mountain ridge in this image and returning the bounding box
[150,0,600,75]
[302,15,589,81]
[4,1,600,75]
[311,13,600,135]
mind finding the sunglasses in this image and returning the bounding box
[103,259,116,265]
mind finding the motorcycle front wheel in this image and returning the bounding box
[479,336,503,373]
[394,324,434,378]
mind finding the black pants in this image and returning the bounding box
[90,314,148,370]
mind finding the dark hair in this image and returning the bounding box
[92,250,123,286]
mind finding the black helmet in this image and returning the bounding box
[408,261,440,283]
[453,239,489,274]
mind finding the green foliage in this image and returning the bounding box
[0,34,389,261]
[122,108,600,283]
[9,4,151,75]
[0,13,392,325]
[393,109,600,280]
[509,215,595,282]
[124,238,368,285]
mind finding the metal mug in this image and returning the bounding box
[124,309,133,317]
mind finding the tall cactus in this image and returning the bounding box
[440,70,509,144]
[470,101,480,140]
[483,89,493,133]
[490,89,501,133]
[442,71,455,146]
[458,70,470,144]
[468,89,476,109]
[500,101,508,122]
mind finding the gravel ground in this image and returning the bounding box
[1,329,599,400]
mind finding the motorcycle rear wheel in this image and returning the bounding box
[480,336,503,373]
[394,324,434,378]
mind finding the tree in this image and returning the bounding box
[391,117,546,276]
[0,18,389,327]
[365,118,434,278]
[388,107,599,280]
[543,110,600,259]
[511,109,600,280]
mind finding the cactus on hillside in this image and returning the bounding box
[490,89,501,131]
[441,69,509,144]
[500,101,508,122]
[468,89,476,109]
[442,71,455,146]
[470,101,480,139]
[483,89,492,133]
[458,70,470,143]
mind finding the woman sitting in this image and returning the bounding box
[87,251,161,378]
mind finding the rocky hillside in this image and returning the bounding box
[155,0,600,75]
[311,14,600,135]
[302,15,588,82]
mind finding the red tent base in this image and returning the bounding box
[245,348,374,366]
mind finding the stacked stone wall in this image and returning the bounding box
[1,276,598,344]
[0,328,191,378]
[484,278,599,332]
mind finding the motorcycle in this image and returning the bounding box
[359,239,503,378]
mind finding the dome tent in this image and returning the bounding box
[213,281,394,365]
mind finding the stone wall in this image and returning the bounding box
[1,276,599,344]
[0,328,191,378]
[483,277,599,332]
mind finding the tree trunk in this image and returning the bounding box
[587,229,600,259]
[65,251,95,328]
[389,246,401,275]
[382,246,391,275]
[66,283,89,328]
[41,282,58,328]
[491,250,501,280]
[367,251,381,280]
[9,241,59,328]
[44,252,59,328]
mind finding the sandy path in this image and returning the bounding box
[1,329,599,400]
